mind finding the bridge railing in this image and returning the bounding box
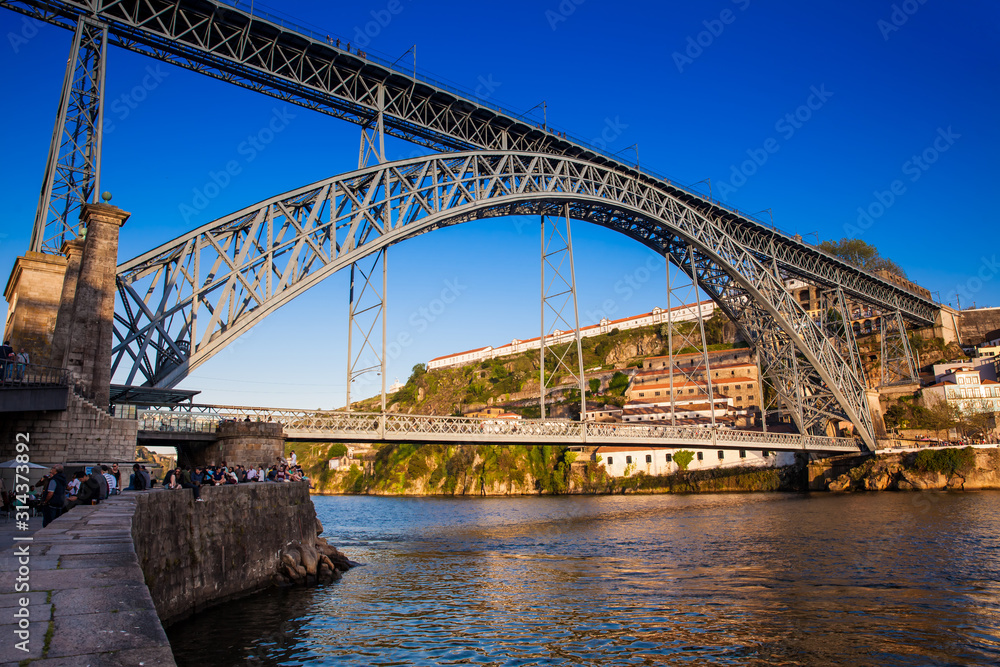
[133,405,861,451]
[0,362,69,388]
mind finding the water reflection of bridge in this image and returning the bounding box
[131,404,861,453]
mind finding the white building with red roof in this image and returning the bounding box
[426,301,714,370]
[922,366,1000,417]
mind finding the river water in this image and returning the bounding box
[167,492,1000,666]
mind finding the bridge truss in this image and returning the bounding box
[4,0,936,327]
[118,152,883,449]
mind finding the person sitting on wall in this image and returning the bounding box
[92,464,110,500]
[164,467,181,490]
[65,470,101,510]
[128,463,147,491]
[140,465,152,489]
[180,465,204,502]
[102,465,118,496]
[65,471,80,499]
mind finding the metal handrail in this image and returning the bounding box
[0,362,69,388]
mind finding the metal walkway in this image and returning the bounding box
[134,405,862,453]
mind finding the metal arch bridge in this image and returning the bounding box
[2,0,935,325]
[121,152,881,451]
[134,404,863,455]
[1,0,939,453]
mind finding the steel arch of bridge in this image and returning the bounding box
[115,151,878,449]
[4,0,936,325]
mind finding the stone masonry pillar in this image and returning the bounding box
[49,238,86,368]
[4,251,69,363]
[65,203,130,409]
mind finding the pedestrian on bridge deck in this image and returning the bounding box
[0,340,12,382]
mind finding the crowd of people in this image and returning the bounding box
[160,456,311,501]
[24,462,151,527]
[10,453,309,527]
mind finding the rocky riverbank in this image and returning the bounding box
[823,447,1000,492]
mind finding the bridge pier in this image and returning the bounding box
[3,251,69,363]
[1,202,134,465]
[177,421,286,469]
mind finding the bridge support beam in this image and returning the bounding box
[539,203,587,421]
[880,308,918,387]
[32,17,108,254]
[663,246,717,427]
[346,85,388,411]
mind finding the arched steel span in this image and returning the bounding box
[114,152,879,449]
[5,0,935,324]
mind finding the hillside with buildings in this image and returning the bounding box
[353,301,753,424]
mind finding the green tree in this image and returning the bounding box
[589,378,601,394]
[918,396,960,437]
[817,238,906,278]
[884,404,909,429]
[608,372,630,394]
[673,450,695,471]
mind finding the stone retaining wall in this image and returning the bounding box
[132,482,317,626]
[0,482,319,665]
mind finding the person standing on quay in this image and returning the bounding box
[40,464,67,527]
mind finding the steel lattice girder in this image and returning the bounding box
[113,151,879,449]
[31,17,107,253]
[2,0,936,325]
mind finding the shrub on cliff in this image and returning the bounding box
[913,447,976,475]
[673,450,695,471]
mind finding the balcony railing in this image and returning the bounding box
[0,362,69,388]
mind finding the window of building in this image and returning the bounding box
[655,391,661,396]
[607,456,613,465]
[666,454,673,462]
[735,385,741,390]
[645,454,652,463]
[736,396,743,402]
[739,449,746,458]
[718,451,725,460]
[626,456,632,464]
[697,452,704,461]
[762,450,770,457]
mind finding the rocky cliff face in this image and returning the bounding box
[604,333,661,366]
[824,448,1000,492]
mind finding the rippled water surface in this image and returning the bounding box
[168,492,1000,666]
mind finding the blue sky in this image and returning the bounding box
[1,0,997,408]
